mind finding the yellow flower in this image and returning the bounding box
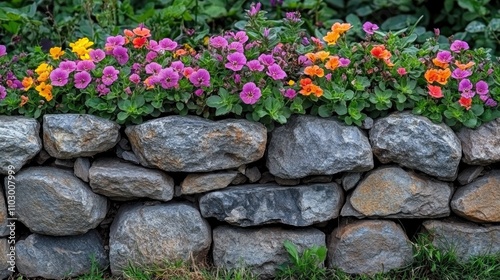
[35,63,53,75]
[22,77,34,91]
[69,37,94,60]
[288,80,295,86]
[314,51,330,62]
[49,47,65,60]
[37,71,50,82]
[35,82,53,101]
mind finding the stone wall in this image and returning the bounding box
[1,112,499,279]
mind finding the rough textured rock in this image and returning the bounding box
[340,194,365,218]
[89,158,174,201]
[342,172,363,191]
[0,116,42,174]
[267,115,374,179]
[125,116,267,172]
[259,171,275,184]
[43,114,120,159]
[199,183,344,227]
[457,166,484,185]
[423,219,500,261]
[35,149,51,165]
[121,151,140,164]
[349,166,452,218]
[231,173,248,185]
[275,177,301,186]
[74,157,91,182]
[16,230,108,279]
[370,112,461,181]
[181,171,238,195]
[213,226,325,279]
[451,171,500,222]
[0,239,12,279]
[245,166,261,183]
[457,119,500,165]
[11,167,108,235]
[109,202,211,275]
[328,220,413,274]
[54,159,74,168]
[0,186,9,237]
[302,175,333,184]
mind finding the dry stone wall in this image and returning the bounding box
[1,112,500,279]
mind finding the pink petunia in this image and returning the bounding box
[240,82,261,104]
[49,68,69,86]
[74,71,92,89]
[266,64,287,80]
[225,52,247,71]
[189,69,211,87]
[101,66,119,86]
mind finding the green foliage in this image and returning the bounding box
[77,255,108,280]
[276,240,328,280]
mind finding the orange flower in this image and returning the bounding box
[132,36,148,49]
[304,65,324,78]
[20,95,29,107]
[22,77,34,91]
[133,26,151,37]
[323,31,341,45]
[427,85,443,98]
[305,53,316,63]
[454,60,475,70]
[310,37,324,50]
[49,47,65,60]
[35,82,53,101]
[371,45,391,60]
[300,78,312,87]
[314,51,330,62]
[311,84,323,97]
[144,77,155,89]
[299,83,323,97]
[459,97,472,110]
[174,49,188,58]
[331,22,352,34]
[325,56,340,70]
[424,68,451,85]
[432,58,449,69]
[37,71,50,83]
[124,29,134,37]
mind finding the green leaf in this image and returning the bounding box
[206,96,222,108]
[463,117,478,128]
[117,111,129,121]
[465,21,486,33]
[318,105,332,117]
[333,103,347,115]
[488,18,500,31]
[202,6,227,18]
[381,15,418,30]
[176,102,185,111]
[355,6,373,17]
[233,104,243,115]
[444,0,454,12]
[215,106,230,116]
[471,104,484,116]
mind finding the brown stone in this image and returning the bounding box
[181,171,238,194]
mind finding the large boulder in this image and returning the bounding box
[349,166,452,218]
[125,116,267,172]
[43,114,120,159]
[370,112,461,181]
[11,167,108,235]
[267,115,373,179]
[457,119,500,165]
[423,219,500,261]
[0,116,42,174]
[328,220,413,274]
[213,226,325,279]
[0,239,12,279]
[451,171,500,223]
[199,183,344,227]
[89,158,175,201]
[16,230,108,279]
[109,202,211,275]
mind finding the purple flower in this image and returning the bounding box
[158,67,179,89]
[97,83,110,96]
[339,58,351,67]
[112,46,129,65]
[452,68,472,80]
[480,94,489,102]
[461,90,475,99]
[129,74,140,84]
[124,87,132,95]
[170,61,185,72]
[485,98,498,107]
[234,31,249,44]
[246,60,264,71]
[145,62,162,75]
[436,50,453,63]
[302,37,310,46]
[159,38,178,51]
[234,74,241,84]
[146,51,158,62]
[209,36,228,49]
[225,52,247,71]
[240,82,261,104]
[284,88,297,99]
[89,49,105,63]
[258,54,275,66]
[298,55,312,66]
[189,69,211,87]
[49,68,69,86]
[362,22,379,35]
[270,0,283,7]
[458,79,473,92]
[285,12,301,23]
[59,61,77,73]
[325,73,332,81]
[74,71,92,89]
[147,40,161,52]
[476,81,489,95]
[102,66,119,86]
[228,42,244,53]
[105,35,126,51]
[194,89,204,96]
[450,40,469,53]
[263,28,270,38]
[0,85,6,99]
[266,64,287,80]
[248,2,261,17]
[0,45,6,57]
[76,60,96,72]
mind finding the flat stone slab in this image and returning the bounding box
[181,171,238,195]
[457,119,500,165]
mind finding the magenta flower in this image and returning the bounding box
[228,42,244,53]
[362,22,379,35]
[452,68,472,80]
[194,89,204,96]
[284,88,297,99]
[339,58,351,67]
[97,83,110,96]
[145,62,162,75]
[76,60,96,72]
[0,45,6,57]
[158,68,179,89]
[74,71,92,89]
[450,40,469,53]
[89,49,105,63]
[397,67,407,76]
[105,35,126,51]
[436,50,453,63]
[234,31,249,44]
[285,12,301,23]
[263,28,270,38]
[258,54,275,66]
[461,90,475,99]
[458,79,473,92]
[485,98,498,107]
[240,82,261,104]
[325,73,332,81]
[146,51,158,62]
[298,55,312,66]
[225,52,247,71]
[476,81,489,95]
[170,61,185,72]
[0,85,6,99]
[112,46,129,65]
[159,38,178,51]
[247,60,264,71]
[59,61,77,73]
[210,36,228,49]
[266,64,287,80]
[102,66,119,86]
[234,74,241,84]
[147,40,161,52]
[189,69,211,87]
[49,68,69,86]
[129,73,140,84]
[248,2,261,17]
[480,94,489,102]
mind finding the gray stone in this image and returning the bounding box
[231,173,248,185]
[328,220,413,274]
[457,119,500,165]
[245,166,261,183]
[275,177,301,186]
[54,158,74,168]
[361,116,374,130]
[118,138,131,151]
[341,172,363,191]
[302,175,333,184]
[267,115,373,179]
[370,112,462,181]
[340,194,365,218]
[259,171,275,184]
[89,158,174,201]
[349,166,452,218]
[0,116,42,174]
[213,226,325,279]
[16,230,108,279]
[121,151,140,164]
[43,114,120,159]
[457,166,484,185]
[0,184,9,237]
[109,202,211,275]
[125,116,267,172]
[181,171,238,195]
[74,158,91,182]
[35,149,51,165]
[423,219,500,262]
[11,167,108,235]
[451,171,500,223]
[0,239,13,279]
[199,183,344,227]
